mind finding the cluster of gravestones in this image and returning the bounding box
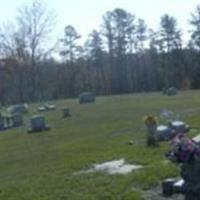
[162,87,178,96]
[0,92,95,133]
[30,92,95,133]
[0,104,27,131]
[145,118,190,146]
[156,120,190,141]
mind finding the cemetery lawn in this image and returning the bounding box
[1,90,200,200]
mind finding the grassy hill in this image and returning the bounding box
[0,91,200,200]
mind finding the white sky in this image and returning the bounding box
[0,0,199,44]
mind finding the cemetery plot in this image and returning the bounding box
[1,91,200,200]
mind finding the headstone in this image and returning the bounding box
[173,179,185,193]
[62,108,71,118]
[79,92,95,104]
[192,134,200,143]
[156,120,190,141]
[5,116,12,128]
[166,87,178,96]
[8,104,28,114]
[169,120,190,133]
[128,140,134,145]
[162,178,176,196]
[0,114,4,130]
[28,115,50,133]
[38,106,46,112]
[162,178,185,196]
[162,87,167,95]
[11,113,23,127]
[44,103,55,110]
[38,103,55,112]
[156,125,174,141]
[181,162,200,200]
[160,110,174,122]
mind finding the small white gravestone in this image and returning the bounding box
[193,135,200,143]
[38,103,55,112]
[38,106,47,112]
[45,103,55,111]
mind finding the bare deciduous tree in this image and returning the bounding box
[16,0,56,100]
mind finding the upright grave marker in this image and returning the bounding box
[28,115,50,133]
[11,113,23,127]
[62,108,71,118]
[79,92,95,104]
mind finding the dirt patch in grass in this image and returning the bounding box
[74,159,143,175]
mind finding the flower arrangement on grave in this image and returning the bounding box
[166,134,200,200]
[167,134,200,163]
[144,115,158,146]
[144,115,157,126]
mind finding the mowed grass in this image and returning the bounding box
[0,90,200,200]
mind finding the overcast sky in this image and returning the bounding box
[0,0,199,44]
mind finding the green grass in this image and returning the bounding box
[0,90,200,199]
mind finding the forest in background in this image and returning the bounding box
[0,1,200,104]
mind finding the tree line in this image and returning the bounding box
[0,1,200,104]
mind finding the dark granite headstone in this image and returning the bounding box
[162,178,185,197]
[181,162,200,200]
[156,120,190,141]
[156,125,174,141]
[62,108,71,118]
[162,178,176,196]
[28,115,50,133]
[169,121,190,133]
[79,92,95,104]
